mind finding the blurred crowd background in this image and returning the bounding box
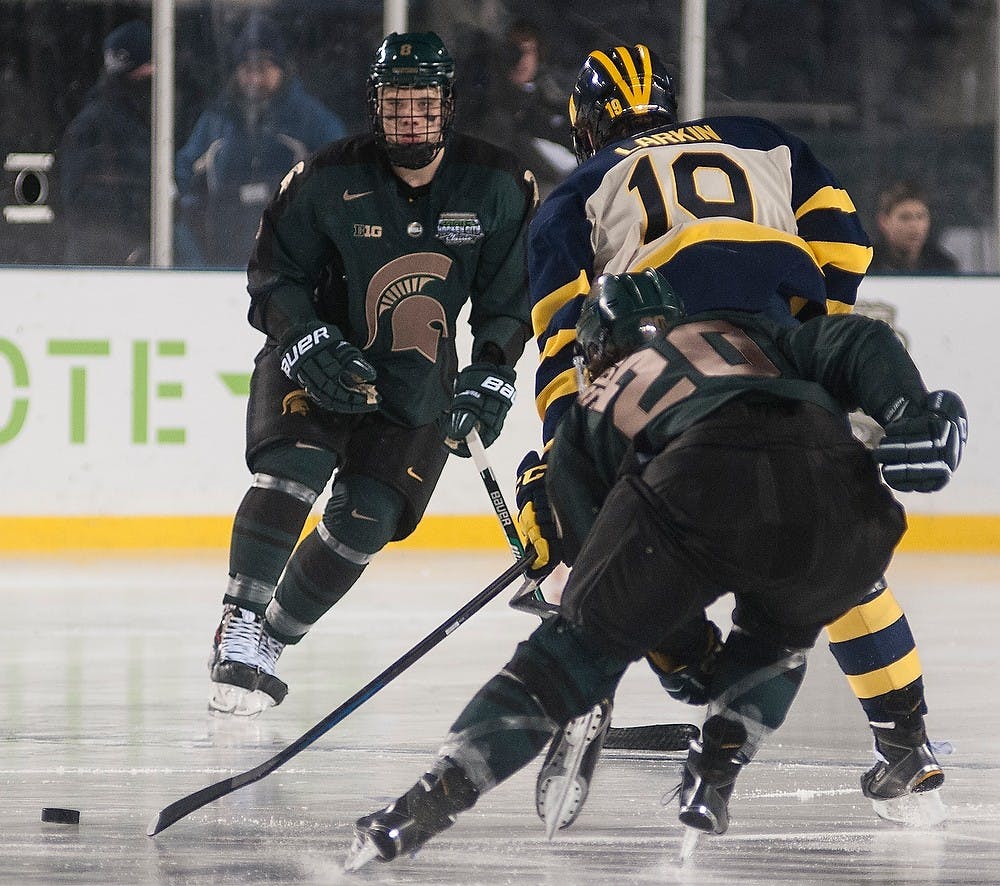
[1,0,995,272]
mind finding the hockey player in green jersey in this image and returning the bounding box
[207,31,537,716]
[345,268,965,869]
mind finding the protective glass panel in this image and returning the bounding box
[0,1,994,272]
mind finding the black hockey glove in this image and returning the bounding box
[515,450,562,581]
[646,622,723,706]
[445,363,517,457]
[874,390,967,493]
[278,322,380,413]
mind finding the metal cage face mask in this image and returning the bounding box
[370,84,454,169]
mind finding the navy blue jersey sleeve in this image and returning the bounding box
[527,174,601,445]
[773,122,872,313]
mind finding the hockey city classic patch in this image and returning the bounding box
[436,212,483,245]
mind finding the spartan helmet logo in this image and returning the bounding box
[281,390,311,416]
[364,253,453,361]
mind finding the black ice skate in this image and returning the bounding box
[344,762,480,871]
[862,718,947,825]
[677,715,748,837]
[535,698,612,837]
[208,604,287,716]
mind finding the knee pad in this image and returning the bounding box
[251,442,337,497]
[322,474,405,554]
[733,597,823,650]
[504,617,628,725]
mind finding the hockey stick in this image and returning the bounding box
[147,550,534,836]
[463,434,699,754]
[603,722,699,752]
[465,428,556,616]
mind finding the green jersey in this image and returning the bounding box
[553,311,928,507]
[247,132,537,426]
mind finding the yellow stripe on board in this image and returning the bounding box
[896,515,1000,552]
[0,515,511,552]
[0,514,998,553]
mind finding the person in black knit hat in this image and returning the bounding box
[58,19,154,264]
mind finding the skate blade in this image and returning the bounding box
[679,827,701,862]
[208,684,275,718]
[871,789,947,827]
[541,706,603,838]
[541,776,584,839]
[343,832,382,872]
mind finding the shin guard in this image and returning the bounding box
[268,526,368,643]
[438,617,628,792]
[706,628,809,762]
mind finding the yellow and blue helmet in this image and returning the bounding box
[568,44,677,164]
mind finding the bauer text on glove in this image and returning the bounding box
[445,363,516,457]
[279,322,380,413]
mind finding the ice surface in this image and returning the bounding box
[1,550,998,884]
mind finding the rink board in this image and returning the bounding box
[0,268,995,551]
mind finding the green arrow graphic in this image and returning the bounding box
[219,372,252,396]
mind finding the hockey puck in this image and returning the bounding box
[41,807,80,825]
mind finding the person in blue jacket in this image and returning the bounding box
[175,12,347,267]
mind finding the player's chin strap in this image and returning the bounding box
[465,428,558,618]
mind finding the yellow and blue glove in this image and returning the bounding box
[515,450,562,581]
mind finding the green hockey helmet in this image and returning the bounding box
[576,268,684,379]
[368,31,456,169]
[568,44,677,164]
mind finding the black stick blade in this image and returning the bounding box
[147,757,275,835]
[603,722,699,752]
[147,551,533,837]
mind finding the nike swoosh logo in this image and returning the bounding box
[406,466,424,482]
[343,189,374,202]
[350,509,378,522]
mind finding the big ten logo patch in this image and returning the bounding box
[353,224,383,239]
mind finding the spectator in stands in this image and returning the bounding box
[476,19,575,198]
[175,12,347,267]
[58,19,153,265]
[870,180,959,274]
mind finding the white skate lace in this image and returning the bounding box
[218,606,263,666]
[257,631,285,676]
